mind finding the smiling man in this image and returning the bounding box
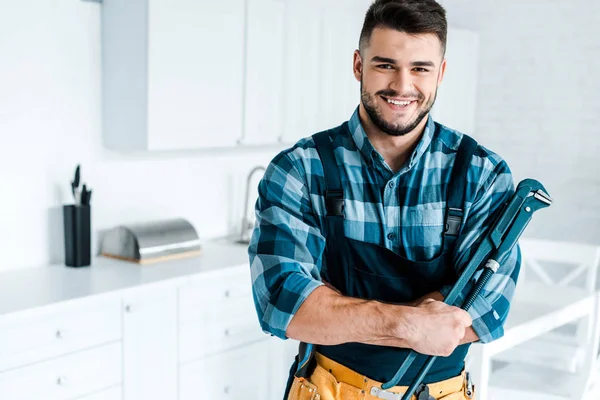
[248,1,521,399]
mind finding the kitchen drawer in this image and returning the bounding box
[180,340,269,400]
[179,300,264,362]
[0,342,122,400]
[75,385,122,400]
[179,266,252,325]
[0,297,121,372]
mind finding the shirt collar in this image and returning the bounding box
[347,106,435,173]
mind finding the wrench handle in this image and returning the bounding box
[400,267,495,400]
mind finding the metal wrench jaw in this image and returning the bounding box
[524,188,552,213]
[531,188,552,207]
[515,178,549,196]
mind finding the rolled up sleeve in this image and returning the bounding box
[440,157,522,343]
[248,150,325,339]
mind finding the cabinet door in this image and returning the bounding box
[147,0,245,150]
[431,28,479,135]
[123,286,178,400]
[268,337,300,400]
[281,0,366,145]
[280,0,324,144]
[318,1,363,130]
[242,0,286,145]
[180,340,270,400]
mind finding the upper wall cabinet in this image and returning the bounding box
[240,0,286,146]
[102,0,245,151]
[101,0,479,151]
[280,0,365,145]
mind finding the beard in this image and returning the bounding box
[360,80,437,137]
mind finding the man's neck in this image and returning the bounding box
[358,104,428,173]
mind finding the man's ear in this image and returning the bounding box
[353,50,363,82]
[437,57,447,86]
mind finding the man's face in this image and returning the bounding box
[353,27,446,136]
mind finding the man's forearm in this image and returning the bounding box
[285,287,479,349]
[285,285,413,348]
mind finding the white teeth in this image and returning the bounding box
[386,98,413,106]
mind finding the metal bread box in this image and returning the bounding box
[100,218,201,264]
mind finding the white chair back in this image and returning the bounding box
[518,238,600,294]
[577,292,600,400]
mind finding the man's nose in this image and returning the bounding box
[389,69,413,95]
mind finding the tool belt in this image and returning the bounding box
[287,353,475,400]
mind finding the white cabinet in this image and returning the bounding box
[122,285,178,400]
[431,28,480,135]
[0,297,121,373]
[75,386,122,400]
[178,266,264,363]
[268,337,301,400]
[102,0,245,151]
[180,340,270,400]
[280,0,324,144]
[318,2,363,131]
[242,0,286,145]
[280,0,366,144]
[0,342,122,400]
[102,1,479,151]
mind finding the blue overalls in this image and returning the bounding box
[284,121,478,398]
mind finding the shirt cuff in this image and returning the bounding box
[439,282,504,344]
[263,275,324,340]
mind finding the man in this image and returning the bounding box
[248,0,520,399]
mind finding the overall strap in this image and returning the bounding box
[444,134,478,237]
[293,126,347,380]
[312,130,345,219]
[311,126,352,292]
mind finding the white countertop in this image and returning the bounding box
[0,237,251,316]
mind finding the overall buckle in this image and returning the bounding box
[444,207,464,236]
[325,189,344,216]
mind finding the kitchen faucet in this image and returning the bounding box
[239,165,266,244]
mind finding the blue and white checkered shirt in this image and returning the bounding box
[248,107,521,344]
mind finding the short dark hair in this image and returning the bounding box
[359,0,447,56]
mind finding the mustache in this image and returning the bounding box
[375,89,424,100]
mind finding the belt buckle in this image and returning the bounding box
[370,385,434,400]
[370,387,402,400]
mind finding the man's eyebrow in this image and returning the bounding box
[371,56,397,64]
[411,61,436,68]
[370,57,436,68]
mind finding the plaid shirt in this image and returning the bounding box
[248,107,521,344]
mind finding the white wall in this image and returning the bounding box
[0,0,281,272]
[444,0,600,244]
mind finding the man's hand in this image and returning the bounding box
[400,299,472,357]
[411,291,480,345]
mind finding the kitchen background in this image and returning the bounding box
[0,0,599,399]
[1,0,598,273]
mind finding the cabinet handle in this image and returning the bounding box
[56,376,68,386]
[224,290,230,298]
[55,330,65,339]
[224,329,231,337]
[224,385,232,394]
[125,304,133,313]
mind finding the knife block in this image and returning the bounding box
[63,204,91,267]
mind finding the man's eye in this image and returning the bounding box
[377,64,393,70]
[413,68,429,72]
